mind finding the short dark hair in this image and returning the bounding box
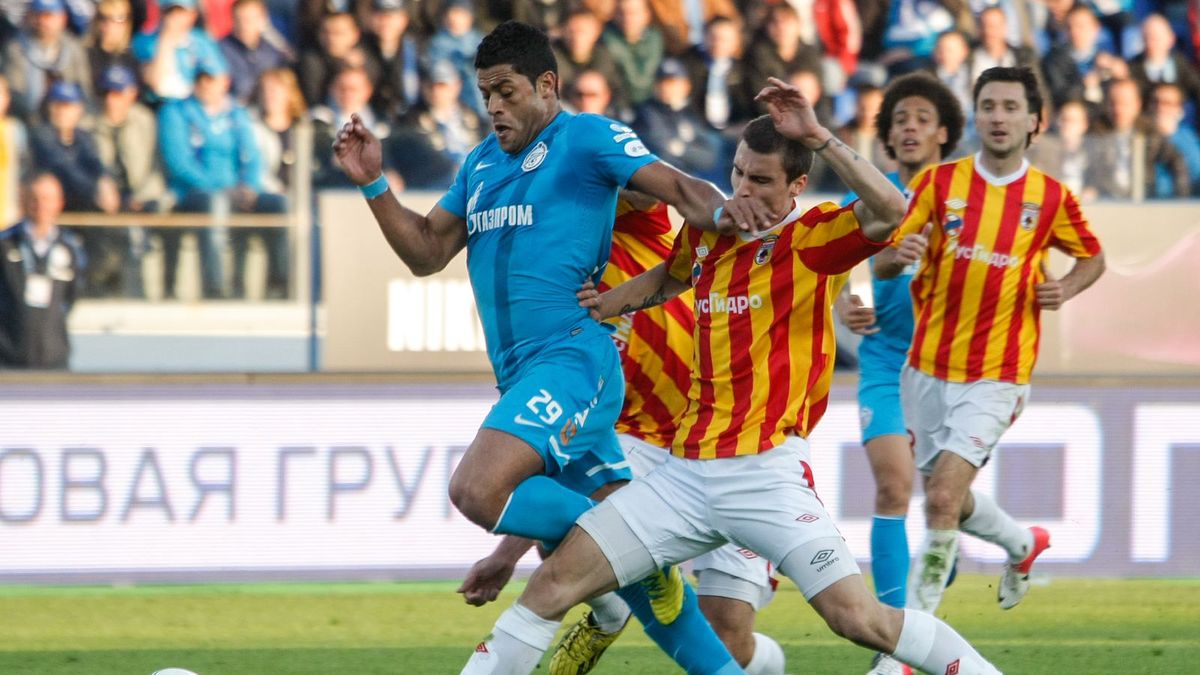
[972,66,1044,147]
[876,72,965,160]
[475,20,558,88]
[741,115,813,182]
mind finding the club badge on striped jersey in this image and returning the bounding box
[754,235,778,265]
[1020,202,1039,230]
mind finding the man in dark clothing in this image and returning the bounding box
[219,0,290,104]
[0,173,83,369]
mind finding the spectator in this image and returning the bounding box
[510,0,570,33]
[880,0,959,74]
[1097,78,1191,199]
[311,66,391,188]
[814,0,863,77]
[132,0,227,102]
[933,30,974,119]
[252,68,309,198]
[971,5,1039,84]
[4,0,94,119]
[565,68,617,117]
[364,0,422,121]
[0,76,30,225]
[1028,99,1108,201]
[1150,82,1200,196]
[159,66,284,299]
[836,83,895,172]
[219,0,290,104]
[31,81,119,215]
[85,65,173,298]
[425,0,486,117]
[632,58,725,187]
[1129,14,1200,114]
[602,0,665,108]
[390,60,484,189]
[298,11,381,108]
[85,0,139,97]
[746,3,822,116]
[681,15,752,132]
[297,0,374,47]
[1040,0,1075,50]
[1042,4,1129,108]
[554,9,622,112]
[200,0,237,39]
[409,0,501,38]
[645,0,739,56]
[0,173,83,369]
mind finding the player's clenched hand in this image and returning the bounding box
[896,223,933,266]
[457,554,517,606]
[835,294,879,335]
[754,76,824,146]
[332,113,383,186]
[1035,278,1066,310]
[578,280,603,321]
[721,195,777,235]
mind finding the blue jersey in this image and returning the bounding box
[439,111,658,389]
[843,171,916,377]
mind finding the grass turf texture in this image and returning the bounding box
[0,576,1196,674]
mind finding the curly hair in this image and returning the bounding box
[475,20,558,89]
[875,72,965,161]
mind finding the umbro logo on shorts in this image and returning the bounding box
[736,548,759,559]
[810,549,835,565]
[795,513,820,523]
[945,659,960,674]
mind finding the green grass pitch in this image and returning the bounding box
[0,575,1196,673]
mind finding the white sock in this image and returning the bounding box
[460,603,559,675]
[743,632,785,675]
[893,609,1002,675]
[586,592,632,633]
[907,529,958,612]
[961,490,1033,562]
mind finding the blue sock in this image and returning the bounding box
[617,578,743,674]
[871,514,909,609]
[492,475,592,545]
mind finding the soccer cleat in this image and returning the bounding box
[867,652,912,675]
[640,565,686,624]
[997,526,1051,609]
[548,611,628,675]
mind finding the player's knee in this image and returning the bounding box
[923,483,964,521]
[875,474,913,514]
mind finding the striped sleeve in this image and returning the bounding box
[892,165,937,247]
[795,203,887,275]
[666,224,699,282]
[1047,186,1102,257]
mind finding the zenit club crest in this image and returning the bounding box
[1020,201,1040,230]
[755,235,778,265]
[522,141,548,171]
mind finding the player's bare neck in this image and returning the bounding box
[978,150,1025,180]
[899,156,940,186]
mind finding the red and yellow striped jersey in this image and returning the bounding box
[896,155,1102,384]
[602,200,695,448]
[665,200,886,459]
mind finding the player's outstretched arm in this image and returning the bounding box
[578,262,689,321]
[755,77,906,241]
[1035,252,1105,310]
[334,114,466,276]
[626,161,777,235]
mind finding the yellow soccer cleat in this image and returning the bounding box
[641,565,685,625]
[548,611,628,675]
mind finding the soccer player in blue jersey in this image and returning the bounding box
[833,73,965,675]
[333,20,776,675]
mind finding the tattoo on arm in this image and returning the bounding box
[816,137,862,162]
[617,286,671,315]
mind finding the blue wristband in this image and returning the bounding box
[713,206,724,224]
[359,174,389,200]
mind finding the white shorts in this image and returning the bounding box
[900,366,1030,475]
[619,434,776,609]
[583,436,859,601]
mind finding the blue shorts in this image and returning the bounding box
[858,364,906,444]
[483,326,631,497]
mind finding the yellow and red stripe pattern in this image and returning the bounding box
[896,156,1102,384]
[602,200,695,449]
[665,200,885,459]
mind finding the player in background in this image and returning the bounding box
[463,80,1004,675]
[874,66,1105,617]
[460,194,787,674]
[832,73,965,675]
[335,20,779,675]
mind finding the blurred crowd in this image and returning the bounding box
[0,0,1197,302]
